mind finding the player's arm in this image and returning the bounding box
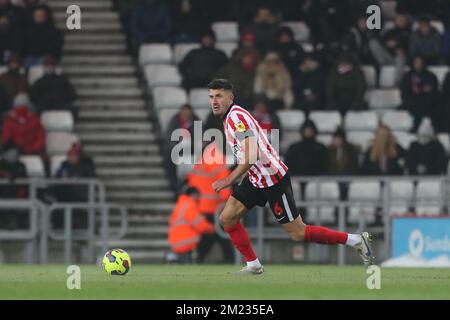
[212,135,258,192]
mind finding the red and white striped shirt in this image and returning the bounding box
[223,104,288,188]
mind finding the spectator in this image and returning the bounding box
[128,0,171,52]
[0,140,27,229]
[254,51,294,110]
[328,127,360,176]
[275,26,305,76]
[406,118,447,175]
[164,104,200,191]
[400,55,440,131]
[234,30,259,55]
[285,119,328,176]
[29,55,76,117]
[443,70,450,133]
[361,125,405,175]
[215,48,261,108]
[23,5,63,66]
[0,54,27,107]
[0,140,27,199]
[242,5,280,55]
[51,142,96,228]
[0,13,22,65]
[179,29,228,90]
[169,0,206,43]
[369,13,410,85]
[326,53,366,115]
[167,186,214,264]
[2,93,45,155]
[250,98,282,143]
[292,53,325,114]
[409,16,443,65]
[187,142,234,264]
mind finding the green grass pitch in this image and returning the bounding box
[1,264,450,299]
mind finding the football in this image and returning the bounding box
[102,249,132,275]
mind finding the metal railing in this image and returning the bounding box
[0,178,128,264]
[215,175,450,265]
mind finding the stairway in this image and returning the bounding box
[49,0,174,262]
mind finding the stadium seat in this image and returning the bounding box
[189,88,210,109]
[387,180,414,216]
[281,21,310,42]
[413,20,445,34]
[211,22,239,42]
[437,133,450,155]
[305,181,340,224]
[41,111,74,132]
[173,43,200,64]
[428,66,450,89]
[215,42,238,58]
[344,111,378,131]
[276,110,305,131]
[360,65,377,88]
[280,131,301,154]
[46,132,79,156]
[415,180,443,216]
[301,42,314,52]
[28,65,62,85]
[152,87,187,109]
[381,110,414,132]
[379,65,396,88]
[139,44,172,66]
[367,89,402,110]
[379,0,397,20]
[308,111,342,133]
[348,181,381,224]
[157,108,179,134]
[0,65,7,75]
[291,179,301,203]
[50,155,66,176]
[392,131,415,149]
[316,134,332,146]
[194,108,210,121]
[19,155,45,177]
[346,131,374,152]
[144,64,182,87]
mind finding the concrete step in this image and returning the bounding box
[96,167,166,177]
[63,65,135,76]
[83,144,158,153]
[120,202,175,213]
[107,190,173,200]
[96,239,169,249]
[78,110,148,119]
[110,214,169,224]
[124,250,166,261]
[62,55,132,66]
[77,122,152,132]
[50,1,112,10]
[77,88,142,98]
[111,225,168,237]
[55,11,118,21]
[80,132,155,142]
[64,43,127,53]
[57,22,121,31]
[71,77,138,88]
[104,179,170,188]
[93,155,162,164]
[74,99,145,109]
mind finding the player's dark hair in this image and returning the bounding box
[207,79,234,92]
[184,186,200,197]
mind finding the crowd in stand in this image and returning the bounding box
[0,0,93,220]
[115,0,450,188]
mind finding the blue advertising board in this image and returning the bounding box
[392,218,450,259]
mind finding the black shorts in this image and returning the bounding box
[231,173,300,224]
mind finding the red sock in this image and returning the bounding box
[304,225,348,245]
[224,222,257,262]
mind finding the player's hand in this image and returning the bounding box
[212,178,231,192]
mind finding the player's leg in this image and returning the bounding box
[268,173,375,266]
[219,196,262,271]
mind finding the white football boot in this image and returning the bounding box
[237,265,265,275]
[355,231,375,267]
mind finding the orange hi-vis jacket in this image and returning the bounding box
[168,194,215,254]
[187,146,232,214]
